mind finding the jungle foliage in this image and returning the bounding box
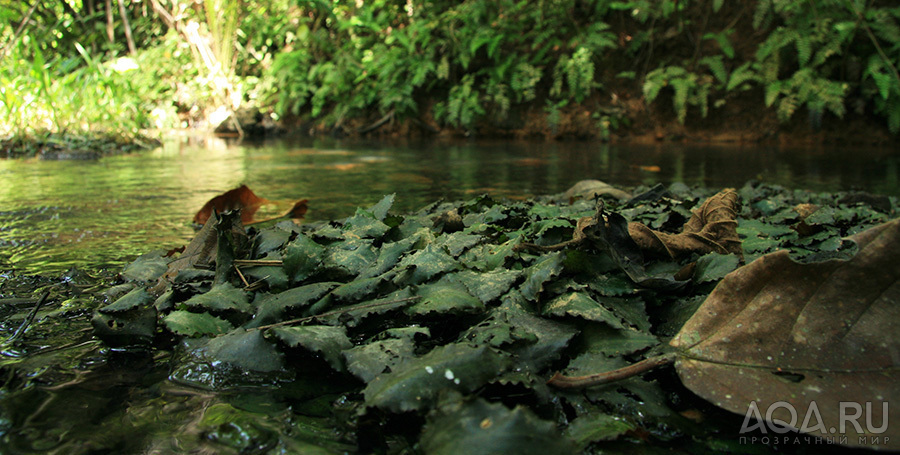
[265,0,900,135]
[1,0,900,148]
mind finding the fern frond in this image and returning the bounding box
[701,56,728,85]
[728,62,759,90]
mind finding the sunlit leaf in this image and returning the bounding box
[164,310,234,337]
[99,286,152,313]
[184,282,252,314]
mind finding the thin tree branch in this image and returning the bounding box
[0,1,40,63]
[117,0,137,54]
[547,352,677,389]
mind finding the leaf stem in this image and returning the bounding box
[547,352,677,389]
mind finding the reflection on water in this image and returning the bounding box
[1,135,897,274]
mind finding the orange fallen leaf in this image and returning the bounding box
[194,184,268,225]
[632,164,661,172]
[194,185,309,226]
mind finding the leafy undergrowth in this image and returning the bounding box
[93,182,897,453]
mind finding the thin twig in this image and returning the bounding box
[547,352,677,389]
[31,338,98,356]
[234,265,250,287]
[252,296,420,331]
[7,291,50,344]
[233,259,283,266]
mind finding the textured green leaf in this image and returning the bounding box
[322,238,378,277]
[396,244,460,284]
[408,279,483,316]
[693,253,741,283]
[164,310,234,337]
[543,292,625,329]
[364,343,512,412]
[283,234,326,282]
[100,286,152,313]
[520,251,565,300]
[320,288,415,327]
[271,325,352,371]
[253,227,292,256]
[369,193,395,221]
[579,324,658,357]
[421,396,575,455]
[434,232,483,257]
[566,413,635,449]
[344,208,391,239]
[359,235,417,278]
[343,337,416,382]
[248,281,339,328]
[122,251,169,282]
[184,282,252,314]
[447,269,521,304]
[330,275,385,302]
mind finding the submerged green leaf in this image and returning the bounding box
[201,329,285,373]
[421,396,576,455]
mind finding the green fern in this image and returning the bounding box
[700,56,728,85]
[727,62,759,90]
[510,63,542,102]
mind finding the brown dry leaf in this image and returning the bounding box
[150,213,220,295]
[671,218,900,450]
[628,189,742,259]
[194,184,268,225]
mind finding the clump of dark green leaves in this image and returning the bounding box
[94,182,897,453]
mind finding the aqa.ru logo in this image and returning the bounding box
[740,400,888,436]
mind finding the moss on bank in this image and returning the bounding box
[1,132,161,159]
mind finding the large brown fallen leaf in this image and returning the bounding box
[628,189,742,259]
[194,184,308,225]
[550,218,900,450]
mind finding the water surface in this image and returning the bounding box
[1,136,897,274]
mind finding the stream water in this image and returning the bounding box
[2,135,898,275]
[0,136,898,453]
